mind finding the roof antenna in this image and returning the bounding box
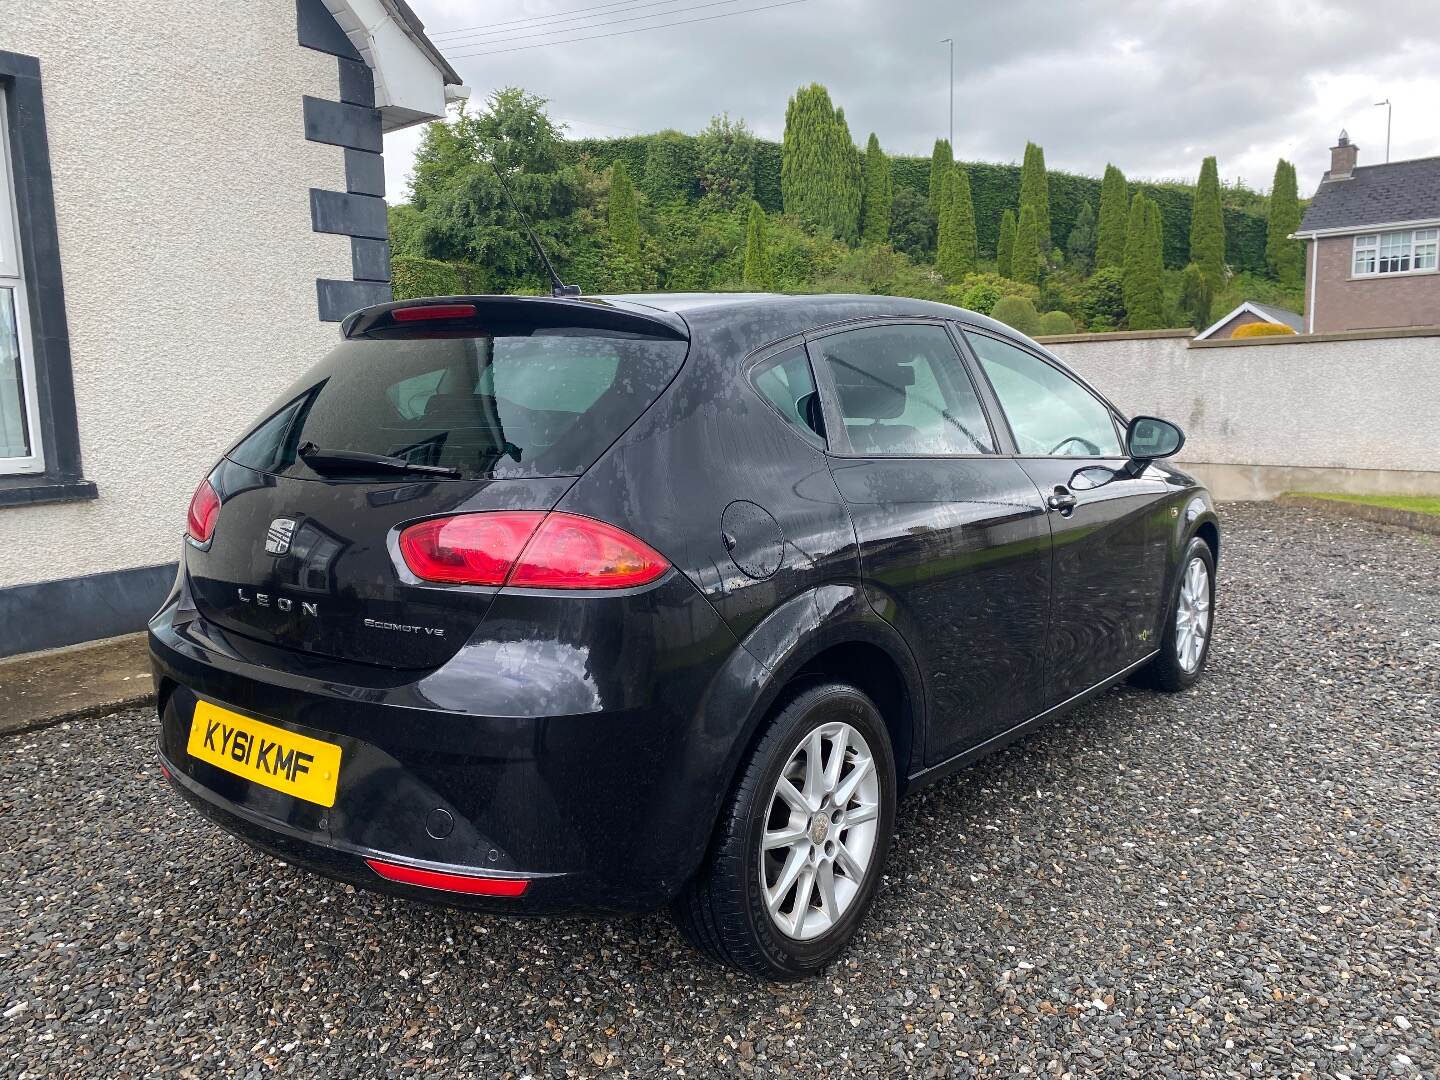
[483,152,581,298]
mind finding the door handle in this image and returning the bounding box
[1046,488,1078,514]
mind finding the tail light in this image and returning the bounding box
[186,478,221,546]
[397,511,670,589]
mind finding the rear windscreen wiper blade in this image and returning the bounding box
[297,443,462,479]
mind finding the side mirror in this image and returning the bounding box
[1126,416,1184,461]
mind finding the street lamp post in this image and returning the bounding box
[940,37,953,150]
[1374,99,1391,162]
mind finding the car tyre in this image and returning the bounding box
[1132,535,1216,692]
[672,682,896,979]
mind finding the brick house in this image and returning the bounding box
[1296,132,1440,334]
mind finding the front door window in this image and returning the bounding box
[964,332,1122,457]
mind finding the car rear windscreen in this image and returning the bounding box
[227,332,688,481]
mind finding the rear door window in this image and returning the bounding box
[227,333,687,480]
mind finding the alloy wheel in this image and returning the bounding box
[1175,555,1211,673]
[759,721,881,941]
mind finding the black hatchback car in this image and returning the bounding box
[151,292,1219,979]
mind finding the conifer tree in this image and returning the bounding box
[950,164,977,276]
[928,138,953,216]
[1178,262,1213,330]
[743,200,773,289]
[607,160,641,259]
[936,167,957,279]
[1190,155,1226,291]
[1013,202,1041,285]
[1095,163,1129,269]
[1018,142,1052,252]
[1266,158,1304,289]
[1123,193,1164,329]
[780,84,862,243]
[860,132,893,246]
[1066,201,1097,274]
[997,209,1017,278]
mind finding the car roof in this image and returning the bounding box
[597,291,1022,348]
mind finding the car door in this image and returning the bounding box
[960,328,1170,705]
[808,320,1052,766]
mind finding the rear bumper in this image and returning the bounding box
[148,572,769,915]
[159,746,560,913]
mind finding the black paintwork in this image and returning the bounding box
[151,292,1220,913]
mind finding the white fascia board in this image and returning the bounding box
[325,0,458,131]
[1292,216,1440,240]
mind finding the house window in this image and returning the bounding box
[0,52,93,507]
[0,89,42,474]
[1353,228,1439,276]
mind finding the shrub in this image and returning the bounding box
[959,271,1038,304]
[991,296,1042,336]
[1037,310,1076,335]
[743,200,773,288]
[960,281,1003,314]
[1232,321,1296,338]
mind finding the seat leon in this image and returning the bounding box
[150,293,1219,979]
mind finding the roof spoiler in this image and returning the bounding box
[341,295,690,341]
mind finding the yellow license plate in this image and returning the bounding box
[187,701,343,808]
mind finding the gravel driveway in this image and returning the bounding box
[2,503,1436,1078]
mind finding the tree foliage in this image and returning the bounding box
[928,138,952,216]
[607,160,641,258]
[1266,158,1304,289]
[1080,267,1126,329]
[1178,262,1213,330]
[1013,202,1041,285]
[1095,164,1128,269]
[694,113,756,206]
[408,88,581,293]
[743,200,773,289]
[888,186,934,260]
[1190,156,1226,290]
[1019,142,1052,253]
[997,209,1016,278]
[861,133,893,246]
[781,83,862,243]
[1123,193,1165,329]
[1066,201,1097,274]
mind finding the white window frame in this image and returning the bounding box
[1352,227,1440,278]
[0,87,45,475]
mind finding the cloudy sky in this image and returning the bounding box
[383,0,1440,201]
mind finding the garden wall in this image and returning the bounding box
[1037,327,1440,500]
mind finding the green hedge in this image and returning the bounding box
[391,256,486,300]
[568,134,1271,273]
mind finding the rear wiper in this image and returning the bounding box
[297,442,462,479]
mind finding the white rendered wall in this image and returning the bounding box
[0,0,354,588]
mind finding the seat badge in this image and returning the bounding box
[265,517,298,556]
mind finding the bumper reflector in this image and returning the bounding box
[364,858,529,897]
